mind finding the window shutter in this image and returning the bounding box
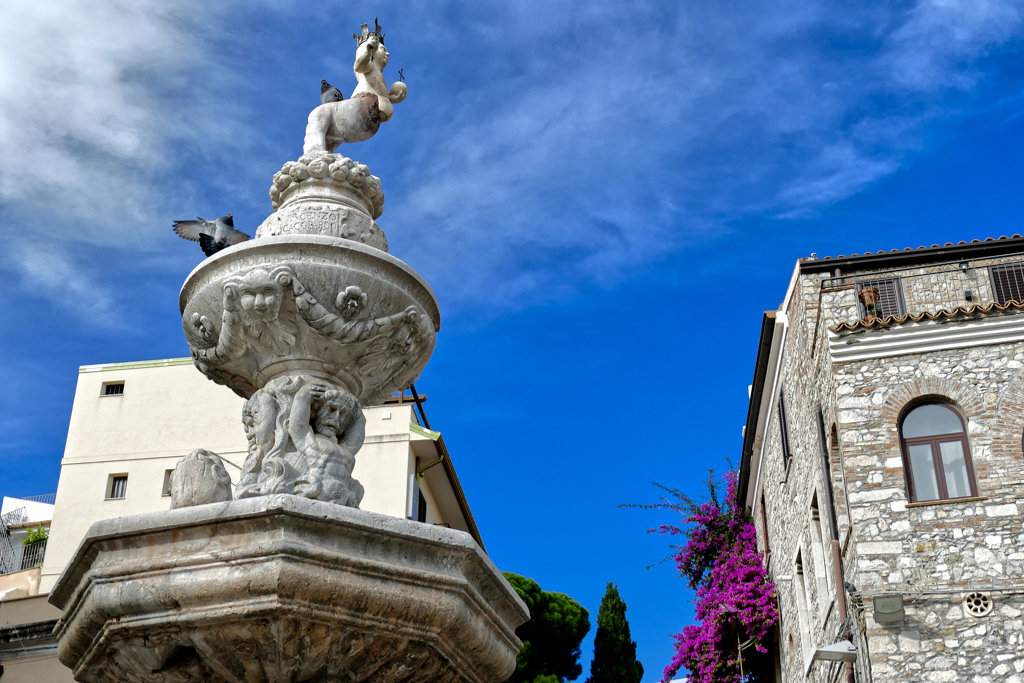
[989,264,1024,305]
[857,277,906,319]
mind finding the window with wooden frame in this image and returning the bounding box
[989,263,1024,305]
[778,391,793,466]
[856,277,906,320]
[899,402,978,502]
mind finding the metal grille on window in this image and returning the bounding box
[110,476,128,499]
[104,382,124,396]
[856,277,906,319]
[778,392,793,465]
[989,264,1024,305]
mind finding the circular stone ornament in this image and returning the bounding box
[963,591,993,618]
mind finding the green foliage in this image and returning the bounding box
[503,573,591,683]
[22,524,48,546]
[586,582,644,683]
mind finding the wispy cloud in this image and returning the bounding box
[0,0,244,318]
[1,0,1022,322]
[381,0,1024,311]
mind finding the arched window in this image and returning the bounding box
[899,403,978,502]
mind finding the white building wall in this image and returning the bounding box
[39,359,457,593]
[1,497,55,524]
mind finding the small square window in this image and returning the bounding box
[108,474,128,500]
[102,382,125,396]
[162,470,174,497]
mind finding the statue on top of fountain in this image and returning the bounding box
[303,18,408,155]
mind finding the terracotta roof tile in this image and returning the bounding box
[830,300,1024,334]
[817,234,1024,261]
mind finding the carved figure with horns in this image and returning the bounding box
[303,18,408,154]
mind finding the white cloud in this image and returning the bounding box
[884,0,1024,91]
[0,0,238,318]
[383,0,1024,312]
[1,0,1022,321]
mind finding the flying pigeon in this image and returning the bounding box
[320,79,344,104]
[172,213,249,257]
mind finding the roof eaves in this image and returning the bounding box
[80,358,193,373]
[408,424,485,549]
[800,235,1024,274]
[737,311,778,508]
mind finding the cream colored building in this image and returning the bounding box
[1,357,481,681]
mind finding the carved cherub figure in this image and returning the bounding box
[288,381,365,506]
[303,18,407,154]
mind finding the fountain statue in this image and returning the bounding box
[49,19,528,683]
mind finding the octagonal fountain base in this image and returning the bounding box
[49,496,528,683]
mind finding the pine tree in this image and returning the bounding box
[503,573,591,683]
[586,582,643,683]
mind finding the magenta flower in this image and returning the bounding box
[635,471,778,683]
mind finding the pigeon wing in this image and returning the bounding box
[198,234,219,256]
[227,228,251,246]
[173,218,215,243]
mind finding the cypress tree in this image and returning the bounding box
[586,582,643,683]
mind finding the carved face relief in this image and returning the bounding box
[313,389,356,440]
[242,401,258,455]
[239,281,284,323]
[223,267,299,354]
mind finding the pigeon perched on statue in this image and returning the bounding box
[172,213,250,257]
[320,80,344,104]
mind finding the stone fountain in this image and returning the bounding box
[49,20,528,683]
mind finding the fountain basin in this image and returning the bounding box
[50,495,528,683]
[179,234,439,404]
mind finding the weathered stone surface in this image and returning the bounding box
[263,153,386,227]
[50,495,528,683]
[169,449,233,508]
[303,23,406,155]
[180,235,439,406]
[752,257,1024,682]
[238,374,365,505]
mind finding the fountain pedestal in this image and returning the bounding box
[50,495,527,683]
[50,21,528,680]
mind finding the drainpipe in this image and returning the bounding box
[817,409,854,683]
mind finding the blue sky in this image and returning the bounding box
[2,0,1024,679]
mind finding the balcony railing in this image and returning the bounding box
[1,506,49,576]
[0,540,47,575]
[822,260,1024,326]
[18,493,56,505]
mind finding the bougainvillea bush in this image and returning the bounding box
[637,471,778,683]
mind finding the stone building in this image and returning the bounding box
[0,358,481,682]
[738,236,1024,682]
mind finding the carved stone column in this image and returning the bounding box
[180,151,438,507]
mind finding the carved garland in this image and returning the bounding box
[190,265,434,398]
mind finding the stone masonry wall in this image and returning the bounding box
[822,253,1024,328]
[753,260,1024,682]
[755,271,854,682]
[834,340,1024,682]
